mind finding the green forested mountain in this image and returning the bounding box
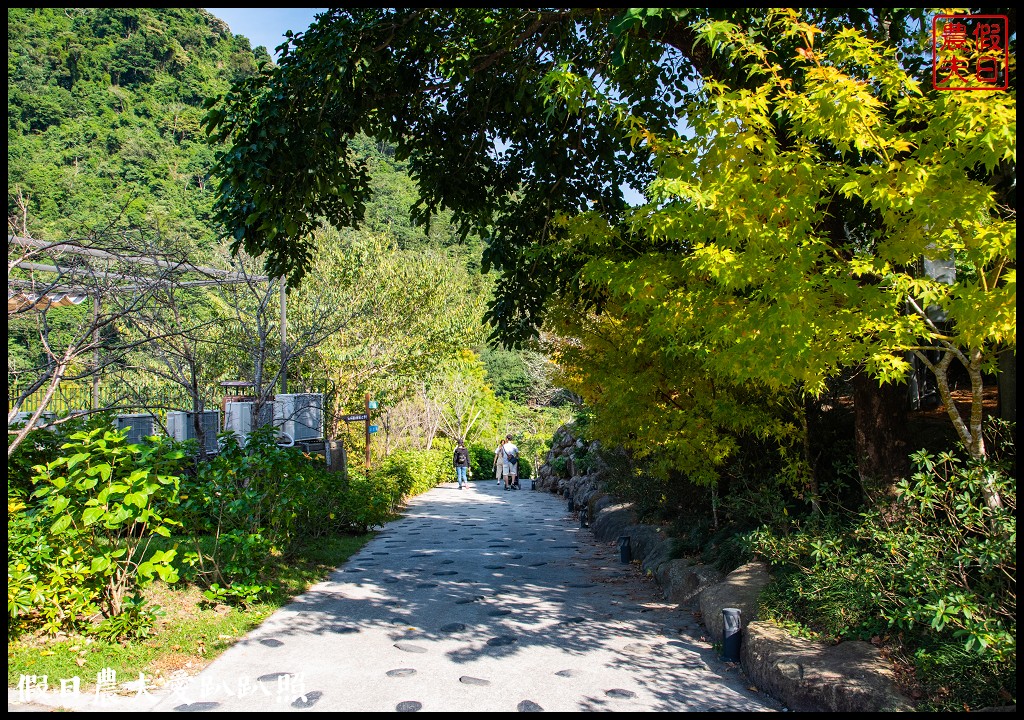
[7,7,478,257]
[7,7,268,249]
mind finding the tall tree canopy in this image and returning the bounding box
[8,8,502,446]
[7,7,269,250]
[203,8,946,340]
[205,8,1015,485]
[204,7,706,331]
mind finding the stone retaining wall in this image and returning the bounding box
[534,422,915,713]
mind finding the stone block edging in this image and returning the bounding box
[539,426,916,712]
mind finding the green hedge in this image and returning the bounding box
[470,444,497,481]
[379,440,454,495]
[517,455,533,478]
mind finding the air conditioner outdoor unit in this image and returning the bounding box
[274,393,324,442]
[114,413,158,444]
[166,410,220,454]
[223,401,274,446]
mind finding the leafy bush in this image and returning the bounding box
[8,494,96,637]
[671,516,715,559]
[176,427,345,602]
[549,455,569,478]
[382,444,451,495]
[8,413,97,498]
[751,427,1016,710]
[10,425,183,635]
[598,450,670,522]
[911,640,1016,712]
[700,527,754,573]
[469,443,496,480]
[756,560,881,642]
[158,428,451,605]
[338,470,401,533]
[91,594,164,641]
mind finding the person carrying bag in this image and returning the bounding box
[453,440,471,490]
[500,434,520,490]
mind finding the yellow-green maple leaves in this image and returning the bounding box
[547,10,1014,473]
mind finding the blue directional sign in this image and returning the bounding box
[368,400,378,409]
[368,425,379,433]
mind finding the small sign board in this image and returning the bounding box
[368,425,379,433]
[367,400,378,409]
[343,413,368,422]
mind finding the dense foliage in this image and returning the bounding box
[752,420,1016,711]
[201,7,1014,489]
[7,8,264,249]
[8,8,544,465]
[7,417,461,637]
[10,422,182,637]
[7,7,1015,711]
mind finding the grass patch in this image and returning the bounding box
[8,532,374,690]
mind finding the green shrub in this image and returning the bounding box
[515,455,533,478]
[598,450,669,522]
[175,427,353,603]
[469,443,496,481]
[375,455,415,498]
[911,639,1016,712]
[91,594,164,641]
[700,527,754,574]
[671,517,715,559]
[750,429,1016,710]
[381,444,451,495]
[8,493,96,637]
[756,562,881,641]
[339,470,401,533]
[11,426,184,635]
[8,413,100,498]
[549,455,569,478]
[752,445,1016,658]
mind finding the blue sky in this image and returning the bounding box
[205,8,327,59]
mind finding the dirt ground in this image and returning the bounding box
[905,385,1003,451]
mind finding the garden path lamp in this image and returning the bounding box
[618,536,632,563]
[722,608,742,662]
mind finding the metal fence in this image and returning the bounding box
[9,378,335,422]
[10,383,204,417]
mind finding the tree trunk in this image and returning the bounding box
[851,371,910,503]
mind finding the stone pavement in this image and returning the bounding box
[9,480,784,713]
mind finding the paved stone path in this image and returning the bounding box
[9,480,783,713]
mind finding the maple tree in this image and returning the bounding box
[546,12,1014,498]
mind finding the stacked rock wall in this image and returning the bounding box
[534,423,915,713]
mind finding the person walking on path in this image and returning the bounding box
[453,439,471,490]
[500,434,520,490]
